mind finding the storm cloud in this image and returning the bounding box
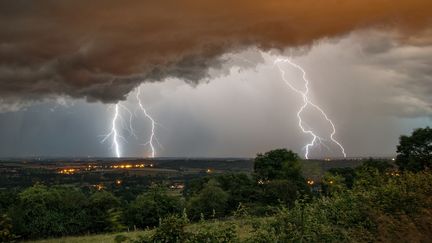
[1,0,431,110]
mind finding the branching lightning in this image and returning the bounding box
[100,53,343,160]
[136,87,157,158]
[274,58,346,159]
[101,86,160,158]
[101,104,122,158]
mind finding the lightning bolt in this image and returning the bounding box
[274,58,346,159]
[136,87,157,158]
[100,87,161,158]
[101,104,122,158]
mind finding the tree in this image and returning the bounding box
[124,188,183,228]
[396,127,432,172]
[359,159,394,174]
[254,149,301,181]
[213,173,258,211]
[261,179,298,206]
[88,191,122,232]
[328,167,356,189]
[187,180,229,220]
[11,185,89,239]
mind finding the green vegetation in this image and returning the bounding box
[124,187,183,228]
[396,126,431,171]
[28,169,432,242]
[0,128,431,242]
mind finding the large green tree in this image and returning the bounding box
[396,127,432,172]
[254,148,302,181]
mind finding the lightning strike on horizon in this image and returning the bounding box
[274,58,346,159]
[136,87,157,158]
[101,104,122,158]
[118,104,138,139]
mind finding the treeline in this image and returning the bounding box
[0,148,309,241]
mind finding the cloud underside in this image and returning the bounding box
[0,0,431,108]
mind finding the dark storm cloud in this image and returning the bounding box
[0,0,431,109]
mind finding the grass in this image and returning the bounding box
[27,230,147,243]
[28,217,261,243]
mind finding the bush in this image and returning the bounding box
[134,215,238,243]
[187,222,238,243]
[153,215,188,243]
[247,171,432,242]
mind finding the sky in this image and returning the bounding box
[0,1,431,158]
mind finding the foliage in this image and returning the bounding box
[359,159,394,173]
[212,173,258,212]
[152,215,188,243]
[396,126,432,172]
[0,214,16,243]
[0,191,17,215]
[88,191,122,233]
[254,149,301,181]
[133,215,238,243]
[187,222,239,243]
[114,234,130,243]
[247,171,432,242]
[187,180,229,220]
[1,142,432,241]
[260,179,298,206]
[10,185,90,238]
[124,187,183,229]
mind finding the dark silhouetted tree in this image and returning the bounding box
[254,149,301,181]
[396,127,432,172]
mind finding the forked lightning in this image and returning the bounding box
[274,58,346,159]
[136,87,157,158]
[101,87,159,158]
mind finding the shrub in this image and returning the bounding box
[152,215,188,243]
[187,222,238,243]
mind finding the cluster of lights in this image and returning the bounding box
[110,163,153,169]
[307,180,315,186]
[58,168,77,174]
[94,184,104,190]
